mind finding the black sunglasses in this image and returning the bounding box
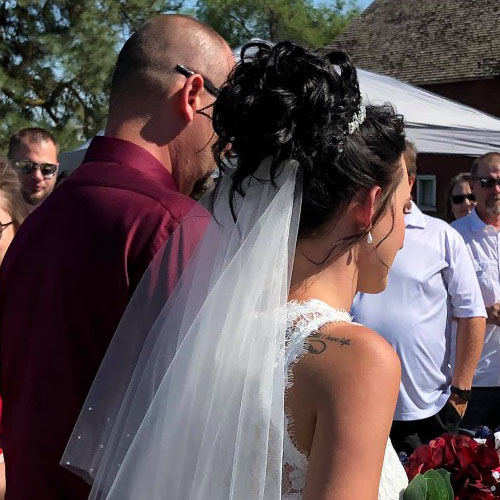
[174,64,219,97]
[0,221,12,240]
[451,193,476,205]
[13,160,58,179]
[473,176,500,189]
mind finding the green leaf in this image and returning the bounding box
[0,0,185,152]
[404,470,454,500]
[424,469,453,500]
[404,474,427,500]
[431,469,454,500]
[195,0,359,48]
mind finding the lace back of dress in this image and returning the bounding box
[282,299,408,500]
[282,300,352,499]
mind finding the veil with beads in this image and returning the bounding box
[62,158,302,499]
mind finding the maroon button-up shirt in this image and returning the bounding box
[0,136,208,499]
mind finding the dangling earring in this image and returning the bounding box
[366,231,373,244]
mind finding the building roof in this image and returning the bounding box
[327,0,500,85]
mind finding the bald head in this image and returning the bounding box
[109,14,232,112]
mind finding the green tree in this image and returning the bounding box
[195,0,359,50]
[0,0,183,153]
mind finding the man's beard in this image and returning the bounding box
[485,198,500,216]
[190,173,215,200]
[23,187,52,206]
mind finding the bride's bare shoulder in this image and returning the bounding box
[286,321,401,458]
[293,321,401,400]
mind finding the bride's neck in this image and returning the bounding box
[289,241,359,311]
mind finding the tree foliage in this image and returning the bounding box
[0,0,359,154]
[195,0,359,50]
[0,0,183,153]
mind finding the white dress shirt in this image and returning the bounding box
[352,202,486,421]
[452,208,500,387]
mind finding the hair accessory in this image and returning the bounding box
[366,231,373,244]
[348,100,367,135]
[338,99,367,153]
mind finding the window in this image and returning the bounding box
[416,175,437,212]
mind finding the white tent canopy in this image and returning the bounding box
[59,67,500,172]
[359,68,500,156]
[59,134,99,173]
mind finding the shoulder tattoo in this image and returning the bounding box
[306,329,352,355]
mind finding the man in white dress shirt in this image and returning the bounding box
[352,142,486,455]
[452,152,500,430]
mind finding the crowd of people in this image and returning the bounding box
[0,12,499,500]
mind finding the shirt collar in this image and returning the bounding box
[83,136,178,192]
[469,207,495,233]
[405,201,427,229]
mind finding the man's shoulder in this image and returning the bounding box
[413,212,461,241]
[450,214,472,234]
[65,161,202,223]
[421,212,452,231]
[404,213,467,263]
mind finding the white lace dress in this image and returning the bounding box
[282,299,408,500]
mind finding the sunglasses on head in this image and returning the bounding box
[174,64,219,97]
[473,176,500,189]
[13,160,58,179]
[451,193,476,205]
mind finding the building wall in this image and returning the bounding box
[420,78,500,118]
[415,153,475,220]
[413,78,500,220]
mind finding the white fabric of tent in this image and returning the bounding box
[59,134,99,173]
[59,67,500,172]
[359,69,500,156]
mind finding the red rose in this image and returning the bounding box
[407,444,434,479]
[406,433,500,498]
[467,493,496,500]
[475,446,500,470]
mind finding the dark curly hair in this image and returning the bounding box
[212,41,405,256]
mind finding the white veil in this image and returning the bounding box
[62,158,302,499]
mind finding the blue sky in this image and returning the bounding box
[185,0,375,13]
[313,0,374,9]
[358,0,374,8]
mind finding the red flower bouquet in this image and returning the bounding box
[406,434,500,499]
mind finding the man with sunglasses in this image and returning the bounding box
[8,127,59,206]
[452,152,500,431]
[0,14,233,500]
[353,142,486,456]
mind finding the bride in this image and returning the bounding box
[63,41,411,499]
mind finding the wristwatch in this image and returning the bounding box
[450,385,473,402]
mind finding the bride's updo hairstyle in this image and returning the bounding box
[212,41,405,250]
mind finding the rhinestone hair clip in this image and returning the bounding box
[338,99,366,153]
[347,100,367,135]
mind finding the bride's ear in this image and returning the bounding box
[353,186,382,229]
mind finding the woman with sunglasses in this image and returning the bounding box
[446,172,476,222]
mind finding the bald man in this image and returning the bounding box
[0,15,233,500]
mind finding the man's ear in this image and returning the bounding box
[354,185,382,229]
[178,74,204,123]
